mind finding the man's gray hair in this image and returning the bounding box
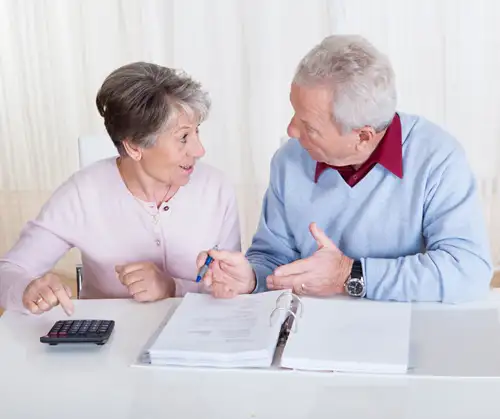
[294,35,397,133]
[96,62,210,155]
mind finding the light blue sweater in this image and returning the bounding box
[247,113,492,303]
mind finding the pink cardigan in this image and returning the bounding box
[0,158,241,311]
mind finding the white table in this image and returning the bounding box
[2,294,500,419]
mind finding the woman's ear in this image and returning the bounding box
[122,139,142,161]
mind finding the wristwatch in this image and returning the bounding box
[344,260,366,297]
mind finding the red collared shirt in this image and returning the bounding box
[315,113,403,187]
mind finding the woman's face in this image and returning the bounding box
[138,111,206,187]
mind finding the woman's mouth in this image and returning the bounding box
[180,164,194,173]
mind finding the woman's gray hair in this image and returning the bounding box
[96,62,210,155]
[293,35,397,133]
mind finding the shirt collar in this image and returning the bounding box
[314,113,403,183]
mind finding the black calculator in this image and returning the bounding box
[40,320,115,346]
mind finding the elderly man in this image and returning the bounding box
[199,34,492,303]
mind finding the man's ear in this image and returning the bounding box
[122,139,142,161]
[355,127,376,151]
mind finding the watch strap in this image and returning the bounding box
[350,260,363,279]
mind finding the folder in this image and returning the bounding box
[136,290,412,374]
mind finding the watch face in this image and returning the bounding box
[347,279,364,296]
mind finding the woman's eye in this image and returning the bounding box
[180,133,188,144]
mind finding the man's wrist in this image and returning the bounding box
[339,256,354,294]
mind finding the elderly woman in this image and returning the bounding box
[0,62,241,315]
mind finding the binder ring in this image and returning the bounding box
[275,290,292,307]
[276,290,304,317]
[269,307,298,332]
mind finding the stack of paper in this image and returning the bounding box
[145,291,288,368]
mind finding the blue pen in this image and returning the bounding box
[196,245,219,282]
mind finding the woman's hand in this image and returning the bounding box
[196,249,256,298]
[116,262,175,301]
[23,273,74,315]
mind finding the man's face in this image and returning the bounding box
[287,83,361,166]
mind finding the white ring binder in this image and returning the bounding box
[269,290,303,333]
[293,294,304,318]
[269,307,298,332]
[275,289,304,317]
[275,289,291,307]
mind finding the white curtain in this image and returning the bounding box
[1,0,500,277]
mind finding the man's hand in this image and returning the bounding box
[116,262,175,302]
[266,223,353,296]
[23,273,74,316]
[196,249,256,298]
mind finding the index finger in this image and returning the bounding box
[208,249,243,265]
[50,283,74,316]
[196,252,209,269]
[266,274,295,290]
[274,258,312,277]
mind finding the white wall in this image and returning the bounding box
[1,0,499,273]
